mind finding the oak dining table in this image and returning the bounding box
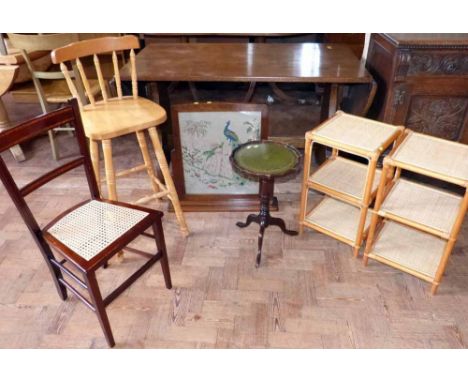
[120,42,376,162]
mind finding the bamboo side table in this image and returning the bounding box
[299,111,403,257]
[363,131,468,294]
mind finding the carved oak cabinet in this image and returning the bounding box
[366,33,468,143]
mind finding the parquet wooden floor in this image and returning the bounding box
[1,96,468,349]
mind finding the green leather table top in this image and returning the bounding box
[232,141,300,176]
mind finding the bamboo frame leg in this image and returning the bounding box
[135,131,159,194]
[299,138,313,235]
[363,163,391,266]
[148,126,189,237]
[431,190,468,294]
[102,139,117,201]
[152,220,172,289]
[353,206,369,258]
[85,271,115,347]
[431,239,456,295]
[89,139,101,196]
[353,155,379,258]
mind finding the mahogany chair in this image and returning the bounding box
[7,33,101,160]
[51,35,189,237]
[0,99,172,347]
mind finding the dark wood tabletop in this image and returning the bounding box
[120,43,372,83]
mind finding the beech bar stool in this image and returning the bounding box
[230,140,301,267]
[51,35,189,237]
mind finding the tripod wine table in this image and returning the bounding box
[230,140,301,267]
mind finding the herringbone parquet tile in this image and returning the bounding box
[1,98,467,349]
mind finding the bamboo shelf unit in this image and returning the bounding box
[299,111,404,257]
[364,130,468,294]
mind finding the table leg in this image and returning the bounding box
[268,216,299,235]
[256,221,266,267]
[155,81,173,162]
[243,82,256,103]
[255,178,272,267]
[236,213,260,228]
[315,83,340,164]
[326,83,339,117]
[236,177,297,267]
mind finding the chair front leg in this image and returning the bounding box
[85,270,115,347]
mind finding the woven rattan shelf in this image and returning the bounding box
[299,111,403,258]
[379,178,462,238]
[364,130,468,295]
[307,111,402,156]
[367,221,446,282]
[304,197,372,246]
[308,156,382,205]
[390,131,468,187]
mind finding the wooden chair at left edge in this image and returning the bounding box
[0,64,24,161]
[0,99,172,347]
[7,33,102,161]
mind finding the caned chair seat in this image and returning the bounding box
[46,200,149,261]
[11,78,101,104]
[81,96,167,140]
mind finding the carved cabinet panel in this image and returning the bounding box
[406,96,467,140]
[366,33,468,143]
[406,52,468,77]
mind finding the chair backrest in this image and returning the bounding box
[7,33,84,111]
[7,33,80,54]
[0,99,99,240]
[0,65,19,97]
[51,35,140,110]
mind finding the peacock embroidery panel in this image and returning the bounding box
[178,111,261,194]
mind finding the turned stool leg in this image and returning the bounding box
[102,139,118,201]
[136,130,159,194]
[148,126,189,236]
[89,139,101,196]
[101,138,123,262]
